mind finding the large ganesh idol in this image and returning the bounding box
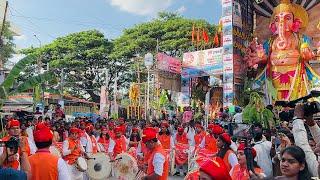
[245,0,320,101]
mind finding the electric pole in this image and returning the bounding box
[0,1,8,81]
[105,68,109,118]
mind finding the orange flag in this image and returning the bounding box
[214,33,219,47]
[192,24,195,43]
[197,27,200,43]
[203,29,209,43]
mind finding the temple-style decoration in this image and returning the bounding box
[245,0,320,102]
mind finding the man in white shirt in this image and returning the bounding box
[232,109,243,124]
[253,125,273,178]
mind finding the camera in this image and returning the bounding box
[275,90,320,117]
[0,136,20,154]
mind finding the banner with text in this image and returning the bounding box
[182,48,223,78]
[222,0,234,107]
[156,53,182,74]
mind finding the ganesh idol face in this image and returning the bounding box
[274,11,294,33]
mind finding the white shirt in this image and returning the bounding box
[185,127,195,146]
[62,139,85,156]
[26,126,37,154]
[108,139,115,153]
[233,112,243,123]
[254,140,273,177]
[85,134,101,153]
[227,152,238,170]
[153,153,165,176]
[58,158,71,180]
[292,119,319,177]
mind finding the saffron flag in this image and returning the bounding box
[203,29,209,43]
[197,27,200,43]
[192,24,195,43]
[214,33,219,47]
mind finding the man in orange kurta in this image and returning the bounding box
[0,119,32,170]
[140,127,169,180]
[112,126,128,158]
[194,124,206,148]
[62,127,85,180]
[29,123,70,180]
[199,124,224,154]
[174,126,189,176]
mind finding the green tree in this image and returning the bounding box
[0,22,16,65]
[22,30,120,102]
[111,12,216,60]
[111,12,216,105]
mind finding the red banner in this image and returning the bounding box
[156,53,181,74]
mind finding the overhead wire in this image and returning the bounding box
[8,6,126,39]
[8,6,56,39]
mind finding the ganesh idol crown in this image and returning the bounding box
[245,0,320,102]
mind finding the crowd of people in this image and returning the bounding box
[0,103,319,180]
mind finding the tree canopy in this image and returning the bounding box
[111,12,216,60]
[0,22,15,65]
[22,30,115,102]
[21,12,216,102]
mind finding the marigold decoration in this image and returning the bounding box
[129,83,139,105]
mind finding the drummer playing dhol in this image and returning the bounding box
[140,128,169,180]
[29,123,70,180]
[62,127,86,180]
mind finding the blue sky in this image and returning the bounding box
[4,0,222,61]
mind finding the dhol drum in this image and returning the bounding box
[49,145,61,157]
[87,153,111,180]
[76,157,88,172]
[113,152,140,180]
[175,143,189,166]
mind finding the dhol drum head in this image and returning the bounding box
[87,153,111,180]
[76,157,88,172]
[113,153,140,180]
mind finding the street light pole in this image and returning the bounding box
[147,69,150,120]
[34,34,45,111]
[144,53,153,121]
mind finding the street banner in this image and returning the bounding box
[222,0,234,107]
[99,86,107,118]
[182,48,223,78]
[156,53,182,74]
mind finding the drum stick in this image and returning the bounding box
[109,157,123,162]
[134,169,142,179]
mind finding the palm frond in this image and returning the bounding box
[10,72,55,95]
[1,55,37,89]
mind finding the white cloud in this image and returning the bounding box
[108,0,173,15]
[177,6,187,14]
[14,34,27,41]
